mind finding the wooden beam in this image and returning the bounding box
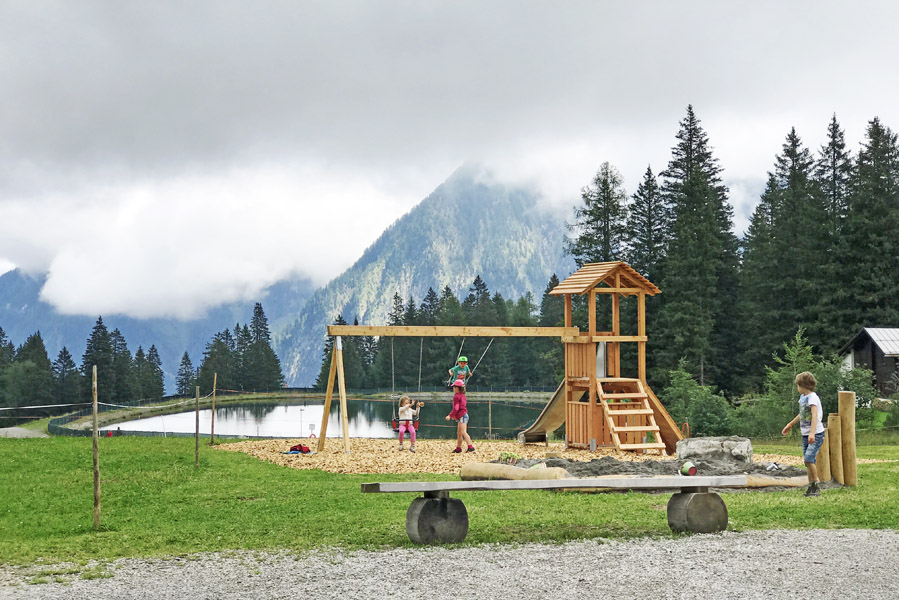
[327,325,578,337]
[564,295,572,328]
[588,291,596,337]
[561,336,647,343]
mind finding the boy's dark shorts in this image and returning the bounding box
[802,434,825,463]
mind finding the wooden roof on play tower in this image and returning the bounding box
[549,261,660,296]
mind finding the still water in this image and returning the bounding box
[102,397,547,440]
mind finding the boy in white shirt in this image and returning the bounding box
[781,371,826,497]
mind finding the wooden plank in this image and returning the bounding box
[361,475,748,494]
[611,425,660,433]
[603,392,648,399]
[618,443,667,450]
[561,336,647,343]
[607,409,654,416]
[327,325,578,337]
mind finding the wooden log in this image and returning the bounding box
[92,366,101,529]
[460,463,570,481]
[839,391,858,486]
[816,428,831,482]
[827,413,844,485]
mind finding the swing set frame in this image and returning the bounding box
[317,261,684,455]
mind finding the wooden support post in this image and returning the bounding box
[317,344,338,453]
[335,336,351,453]
[564,295,572,328]
[637,292,646,382]
[92,366,101,529]
[827,413,844,485]
[817,429,831,482]
[588,291,596,337]
[195,386,200,468]
[210,372,217,445]
[839,391,857,486]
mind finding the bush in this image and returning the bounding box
[730,329,877,437]
[660,360,734,437]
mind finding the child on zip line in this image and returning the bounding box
[447,356,472,387]
[397,395,423,452]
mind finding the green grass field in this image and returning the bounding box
[1,436,897,565]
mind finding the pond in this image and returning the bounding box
[101,396,550,440]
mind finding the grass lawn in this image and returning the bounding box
[1,436,897,565]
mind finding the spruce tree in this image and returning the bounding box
[145,345,165,398]
[81,317,114,402]
[824,118,899,346]
[4,332,55,410]
[132,346,148,399]
[110,329,137,403]
[655,106,741,393]
[567,162,627,266]
[624,165,668,282]
[815,114,853,238]
[250,302,272,344]
[197,329,237,393]
[52,347,80,404]
[176,352,196,396]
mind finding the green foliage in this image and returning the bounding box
[176,352,196,396]
[567,161,627,265]
[660,361,732,437]
[199,304,283,394]
[730,330,877,437]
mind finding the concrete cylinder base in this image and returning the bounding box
[405,497,469,544]
[667,492,728,533]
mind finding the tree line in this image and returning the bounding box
[176,303,284,396]
[0,318,164,422]
[0,302,284,423]
[317,106,898,416]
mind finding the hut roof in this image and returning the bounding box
[549,261,660,296]
[838,327,899,357]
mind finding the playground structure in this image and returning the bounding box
[318,261,683,455]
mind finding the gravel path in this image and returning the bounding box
[2,529,896,599]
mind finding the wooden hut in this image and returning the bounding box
[549,261,683,454]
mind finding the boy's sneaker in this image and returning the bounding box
[466,446,476,453]
[805,482,821,497]
[452,447,462,453]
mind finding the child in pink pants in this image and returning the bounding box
[397,396,423,452]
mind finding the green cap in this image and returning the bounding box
[458,356,468,363]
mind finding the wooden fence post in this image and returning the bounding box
[839,391,858,486]
[195,386,200,468]
[817,429,831,482]
[827,413,844,485]
[210,373,217,445]
[92,365,101,529]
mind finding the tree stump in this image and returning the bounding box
[667,492,728,533]
[406,494,469,544]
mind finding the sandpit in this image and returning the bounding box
[217,437,808,476]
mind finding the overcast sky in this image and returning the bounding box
[2,1,898,319]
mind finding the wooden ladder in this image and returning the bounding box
[598,378,667,454]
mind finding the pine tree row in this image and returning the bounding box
[0,318,164,421]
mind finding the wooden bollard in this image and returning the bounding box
[816,429,831,482]
[839,391,858,486]
[827,413,844,485]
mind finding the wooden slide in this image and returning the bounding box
[517,380,582,443]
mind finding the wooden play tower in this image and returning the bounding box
[318,261,682,455]
[549,261,682,454]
